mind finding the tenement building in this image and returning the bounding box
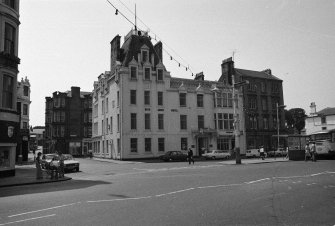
[91,29,245,160]
[16,76,31,162]
[44,87,92,156]
[0,0,20,177]
[219,57,285,151]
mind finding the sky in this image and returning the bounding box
[19,0,335,127]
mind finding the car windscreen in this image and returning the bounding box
[63,155,73,160]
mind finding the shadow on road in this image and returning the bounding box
[0,179,111,198]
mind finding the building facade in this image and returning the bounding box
[0,0,20,177]
[305,102,335,135]
[91,30,245,160]
[16,76,31,162]
[44,87,92,156]
[219,58,285,151]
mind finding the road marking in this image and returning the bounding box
[87,196,152,203]
[307,183,317,186]
[0,214,55,225]
[165,188,195,195]
[8,203,78,218]
[245,178,270,184]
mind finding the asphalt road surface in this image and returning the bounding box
[0,159,334,226]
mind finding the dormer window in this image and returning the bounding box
[142,50,149,63]
[144,67,151,80]
[157,69,163,81]
[130,66,137,80]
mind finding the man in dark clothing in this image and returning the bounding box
[188,148,194,165]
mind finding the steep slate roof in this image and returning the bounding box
[120,33,161,68]
[235,68,282,81]
[317,107,335,116]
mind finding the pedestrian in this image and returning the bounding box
[36,152,43,179]
[305,143,311,161]
[310,142,317,162]
[259,146,265,160]
[285,147,289,159]
[188,148,194,165]
[58,151,65,178]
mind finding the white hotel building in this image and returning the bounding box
[91,30,245,160]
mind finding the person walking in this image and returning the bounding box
[58,151,65,178]
[188,148,194,165]
[305,143,311,161]
[259,146,265,160]
[310,142,317,162]
[36,152,43,179]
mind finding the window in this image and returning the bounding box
[261,82,266,92]
[158,114,164,130]
[130,90,136,105]
[2,75,14,109]
[263,117,269,129]
[94,104,98,117]
[157,69,163,81]
[4,23,16,55]
[229,114,234,129]
[106,118,109,133]
[321,116,326,124]
[198,115,204,129]
[23,122,28,129]
[158,138,165,152]
[23,104,28,115]
[179,93,186,107]
[4,0,15,9]
[223,113,234,130]
[130,66,137,79]
[117,114,120,132]
[144,91,150,105]
[142,50,148,63]
[249,116,258,129]
[131,113,137,130]
[180,115,187,130]
[102,100,104,114]
[110,116,113,133]
[249,98,257,109]
[228,93,233,107]
[102,120,104,134]
[273,117,277,129]
[197,94,204,107]
[217,113,223,130]
[88,112,92,123]
[145,113,151,130]
[144,68,151,80]
[217,138,229,150]
[106,98,109,113]
[157,92,163,106]
[262,98,267,111]
[145,138,151,152]
[271,83,279,93]
[130,138,137,153]
[23,86,29,96]
[180,138,188,151]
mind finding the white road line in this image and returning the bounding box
[165,188,195,195]
[245,178,270,184]
[87,196,152,203]
[8,203,78,218]
[0,214,55,225]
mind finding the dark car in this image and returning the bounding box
[159,151,188,162]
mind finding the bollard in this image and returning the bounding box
[235,147,241,164]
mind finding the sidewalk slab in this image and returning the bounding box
[0,165,71,188]
[220,157,289,165]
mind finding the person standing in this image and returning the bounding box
[305,143,311,161]
[58,152,65,178]
[188,148,194,165]
[259,146,265,160]
[36,152,43,179]
[310,142,317,162]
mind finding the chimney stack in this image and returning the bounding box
[220,57,234,85]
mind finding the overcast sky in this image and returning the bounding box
[19,0,335,126]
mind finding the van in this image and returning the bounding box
[246,149,260,158]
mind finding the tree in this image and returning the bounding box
[285,108,306,134]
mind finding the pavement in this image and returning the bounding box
[0,156,289,188]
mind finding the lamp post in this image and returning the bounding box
[232,75,249,164]
[276,103,286,159]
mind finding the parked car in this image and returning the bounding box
[203,150,231,160]
[267,148,286,157]
[62,154,80,172]
[246,149,268,158]
[159,151,188,162]
[41,153,79,172]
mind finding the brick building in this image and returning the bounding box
[44,87,92,156]
[219,58,285,151]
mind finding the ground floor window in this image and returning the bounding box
[158,138,165,152]
[145,138,151,152]
[181,138,188,151]
[69,142,81,155]
[217,138,229,150]
[0,148,10,168]
[130,138,137,153]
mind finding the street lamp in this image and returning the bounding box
[232,75,249,164]
[276,103,286,159]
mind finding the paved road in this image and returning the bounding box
[0,159,334,226]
